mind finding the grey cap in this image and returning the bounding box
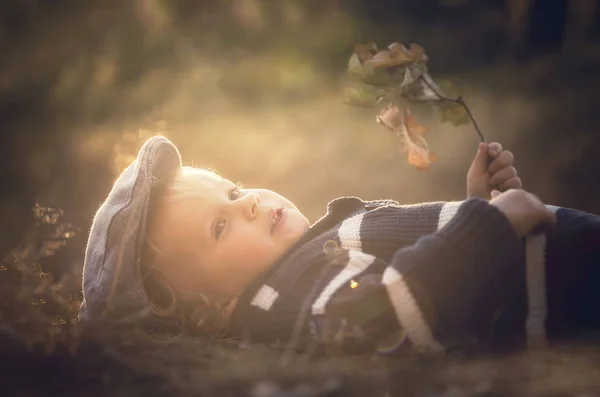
[79,136,183,324]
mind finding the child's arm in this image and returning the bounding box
[381,197,523,351]
[312,192,553,353]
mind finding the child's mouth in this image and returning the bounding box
[271,207,284,233]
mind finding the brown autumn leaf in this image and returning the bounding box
[370,49,406,69]
[353,43,377,63]
[376,104,436,170]
[365,42,428,70]
[406,43,428,62]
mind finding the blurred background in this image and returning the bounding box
[1,0,599,277]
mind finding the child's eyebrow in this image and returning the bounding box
[198,176,227,190]
[217,178,233,190]
[216,178,237,190]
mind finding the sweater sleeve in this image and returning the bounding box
[312,198,524,354]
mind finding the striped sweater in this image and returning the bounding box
[230,197,600,354]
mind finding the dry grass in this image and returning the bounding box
[3,2,600,396]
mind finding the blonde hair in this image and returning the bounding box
[140,167,231,337]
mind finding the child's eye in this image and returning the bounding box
[229,187,241,200]
[214,219,226,240]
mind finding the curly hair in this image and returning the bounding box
[139,167,231,338]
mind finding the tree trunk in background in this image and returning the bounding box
[563,0,598,55]
[505,0,598,57]
[506,0,535,55]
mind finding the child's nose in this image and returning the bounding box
[242,192,260,220]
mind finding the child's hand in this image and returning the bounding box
[489,189,556,237]
[467,142,522,199]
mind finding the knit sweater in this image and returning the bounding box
[230,197,600,354]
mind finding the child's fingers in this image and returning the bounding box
[498,176,523,191]
[487,142,503,158]
[489,166,518,187]
[468,142,490,178]
[488,150,514,174]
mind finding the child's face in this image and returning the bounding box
[150,169,310,302]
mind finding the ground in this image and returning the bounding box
[2,2,600,396]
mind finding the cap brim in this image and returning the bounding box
[80,135,183,323]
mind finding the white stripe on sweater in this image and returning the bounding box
[312,213,375,315]
[338,212,364,251]
[312,250,376,315]
[525,235,548,348]
[250,285,279,311]
[524,204,559,349]
[382,267,445,352]
[437,201,463,230]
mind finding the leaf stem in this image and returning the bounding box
[419,76,486,142]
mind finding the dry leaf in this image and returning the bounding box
[32,204,64,225]
[438,101,470,126]
[388,42,424,64]
[39,240,66,258]
[406,43,428,62]
[370,49,406,69]
[353,43,377,63]
[363,42,428,70]
[343,82,387,107]
[346,40,474,169]
[376,104,435,170]
[434,79,471,126]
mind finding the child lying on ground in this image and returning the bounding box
[80,136,600,354]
